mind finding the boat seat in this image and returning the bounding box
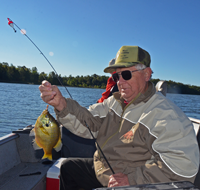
[194,119,200,188]
[155,80,167,96]
[61,126,96,158]
[0,128,54,190]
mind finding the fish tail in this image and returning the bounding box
[42,153,52,161]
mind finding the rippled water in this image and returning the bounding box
[167,93,200,120]
[0,82,200,137]
[0,83,104,137]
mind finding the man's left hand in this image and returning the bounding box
[123,130,133,140]
[108,172,130,187]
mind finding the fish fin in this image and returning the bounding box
[32,140,43,150]
[53,136,62,152]
[42,153,52,161]
[40,126,50,136]
[29,129,35,136]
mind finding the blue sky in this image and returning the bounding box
[1,0,200,86]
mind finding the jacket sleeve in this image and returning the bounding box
[54,98,110,139]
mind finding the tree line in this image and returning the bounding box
[1,62,200,95]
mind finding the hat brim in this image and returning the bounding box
[104,62,139,73]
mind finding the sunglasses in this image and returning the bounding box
[112,69,145,82]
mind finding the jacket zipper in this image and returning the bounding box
[98,93,141,156]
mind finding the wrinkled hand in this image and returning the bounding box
[123,130,133,140]
[39,80,66,111]
[108,173,130,187]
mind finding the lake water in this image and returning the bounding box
[0,82,200,138]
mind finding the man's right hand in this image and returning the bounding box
[39,80,67,111]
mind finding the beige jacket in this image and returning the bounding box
[55,82,199,186]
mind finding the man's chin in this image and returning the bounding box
[121,93,127,99]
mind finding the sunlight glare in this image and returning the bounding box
[49,52,54,56]
[20,29,26,35]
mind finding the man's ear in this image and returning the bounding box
[144,67,152,81]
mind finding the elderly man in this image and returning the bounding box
[39,46,199,190]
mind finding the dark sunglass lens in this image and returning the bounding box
[121,70,132,80]
[112,73,119,82]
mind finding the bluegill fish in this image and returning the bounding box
[30,105,62,161]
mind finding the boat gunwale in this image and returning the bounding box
[189,117,200,125]
[0,133,19,146]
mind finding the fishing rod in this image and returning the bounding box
[84,121,115,174]
[7,18,113,173]
[7,18,73,99]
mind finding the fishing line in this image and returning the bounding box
[7,18,73,99]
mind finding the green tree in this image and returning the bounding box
[8,64,21,82]
[0,63,9,81]
[1,62,200,95]
[30,67,39,84]
[17,66,31,83]
[38,72,48,83]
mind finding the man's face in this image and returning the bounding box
[116,66,151,102]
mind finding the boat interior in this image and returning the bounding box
[0,81,200,190]
[0,118,200,190]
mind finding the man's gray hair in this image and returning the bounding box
[135,63,146,70]
[135,63,153,80]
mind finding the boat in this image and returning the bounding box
[0,81,200,190]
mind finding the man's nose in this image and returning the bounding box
[118,75,125,83]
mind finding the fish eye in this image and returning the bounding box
[46,123,49,127]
